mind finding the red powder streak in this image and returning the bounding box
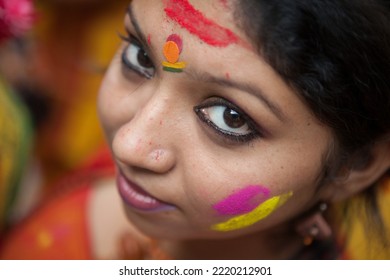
[147,34,152,45]
[164,0,239,47]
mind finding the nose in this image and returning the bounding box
[112,92,177,174]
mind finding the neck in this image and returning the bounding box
[159,225,303,260]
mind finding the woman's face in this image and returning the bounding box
[98,0,333,240]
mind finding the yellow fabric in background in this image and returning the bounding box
[336,176,390,259]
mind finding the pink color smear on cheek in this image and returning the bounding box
[213,185,271,216]
[164,0,239,47]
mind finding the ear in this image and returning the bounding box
[323,139,390,202]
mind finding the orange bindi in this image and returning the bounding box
[162,34,186,72]
[163,41,180,63]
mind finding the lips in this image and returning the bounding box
[116,171,175,212]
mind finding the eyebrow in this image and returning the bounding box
[127,3,287,123]
[127,4,151,54]
[187,70,288,122]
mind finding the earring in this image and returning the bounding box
[295,202,332,246]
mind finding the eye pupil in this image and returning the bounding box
[137,50,153,68]
[223,108,245,128]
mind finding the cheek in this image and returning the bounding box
[97,58,145,138]
[97,62,123,132]
[210,185,293,232]
[97,82,114,137]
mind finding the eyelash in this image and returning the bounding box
[119,33,155,79]
[194,98,262,144]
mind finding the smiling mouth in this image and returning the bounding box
[116,171,176,212]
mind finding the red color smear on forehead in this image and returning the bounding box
[164,0,239,47]
[213,185,271,216]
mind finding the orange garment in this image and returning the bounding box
[0,147,171,260]
[0,147,115,259]
[0,185,92,259]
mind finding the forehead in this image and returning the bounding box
[130,0,248,48]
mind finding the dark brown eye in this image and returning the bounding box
[137,50,153,69]
[197,105,251,134]
[223,108,246,129]
[194,98,261,144]
[121,36,155,79]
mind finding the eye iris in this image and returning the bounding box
[223,108,245,128]
[137,49,153,68]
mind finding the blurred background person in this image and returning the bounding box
[1,0,127,236]
[0,0,36,236]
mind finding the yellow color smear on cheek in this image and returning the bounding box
[211,192,293,232]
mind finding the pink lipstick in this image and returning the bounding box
[116,172,175,212]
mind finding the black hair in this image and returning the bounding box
[234,0,390,256]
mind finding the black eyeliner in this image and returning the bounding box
[195,107,259,144]
[119,34,154,79]
[194,98,264,144]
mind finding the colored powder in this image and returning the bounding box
[213,185,270,216]
[166,34,183,52]
[163,66,184,73]
[212,192,293,232]
[162,34,185,72]
[163,41,180,63]
[162,61,186,69]
[164,0,239,47]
